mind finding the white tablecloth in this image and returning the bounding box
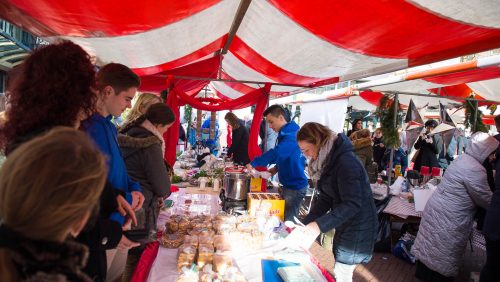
[147,189,328,282]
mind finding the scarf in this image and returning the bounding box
[308,132,338,182]
[141,119,165,156]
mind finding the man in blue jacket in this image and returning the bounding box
[83,63,144,281]
[247,105,308,222]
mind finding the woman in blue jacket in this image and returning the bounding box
[297,122,378,282]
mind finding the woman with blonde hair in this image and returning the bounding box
[0,127,108,281]
[123,93,162,126]
[225,112,250,165]
[297,122,377,282]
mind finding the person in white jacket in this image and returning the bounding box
[411,132,498,281]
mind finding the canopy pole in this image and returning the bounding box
[386,93,399,193]
[382,91,497,104]
[167,75,309,88]
[263,95,270,152]
[473,99,479,132]
[220,0,252,55]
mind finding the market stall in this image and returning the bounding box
[131,181,335,282]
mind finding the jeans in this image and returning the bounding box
[334,262,357,282]
[282,187,307,222]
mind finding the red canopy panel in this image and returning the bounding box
[2,0,220,37]
[270,0,500,66]
[1,0,500,96]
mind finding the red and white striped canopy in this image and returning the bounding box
[356,56,500,108]
[2,0,500,100]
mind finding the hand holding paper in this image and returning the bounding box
[286,222,320,250]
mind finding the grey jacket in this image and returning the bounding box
[118,127,171,233]
[411,133,498,277]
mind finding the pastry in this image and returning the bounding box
[197,244,214,268]
[183,234,199,246]
[213,254,233,275]
[161,233,183,248]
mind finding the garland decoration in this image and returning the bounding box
[375,95,401,148]
[464,95,488,133]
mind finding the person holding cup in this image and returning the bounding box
[413,119,440,172]
[296,122,377,282]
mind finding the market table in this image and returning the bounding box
[382,196,422,247]
[131,188,335,282]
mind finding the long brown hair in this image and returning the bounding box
[297,122,333,150]
[0,127,107,280]
[225,112,241,129]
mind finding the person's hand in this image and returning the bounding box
[246,164,253,172]
[117,235,140,250]
[116,195,137,226]
[260,171,272,179]
[304,222,321,239]
[268,166,278,176]
[380,143,385,148]
[425,137,433,144]
[158,197,165,209]
[131,191,145,211]
[286,221,321,250]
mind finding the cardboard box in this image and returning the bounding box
[250,177,266,192]
[247,193,285,221]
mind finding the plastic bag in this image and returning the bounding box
[392,232,416,264]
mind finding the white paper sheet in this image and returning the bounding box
[300,98,348,133]
[413,189,435,212]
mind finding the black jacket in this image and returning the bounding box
[372,137,386,169]
[413,135,440,171]
[119,126,170,237]
[77,182,122,282]
[483,134,500,241]
[228,125,250,165]
[303,133,378,265]
[0,225,92,281]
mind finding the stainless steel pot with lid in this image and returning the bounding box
[223,170,250,200]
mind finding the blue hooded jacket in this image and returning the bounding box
[250,121,308,190]
[84,114,141,225]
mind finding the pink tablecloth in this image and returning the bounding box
[383,196,422,219]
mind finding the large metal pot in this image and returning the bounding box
[223,171,250,200]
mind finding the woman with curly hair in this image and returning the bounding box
[0,40,97,153]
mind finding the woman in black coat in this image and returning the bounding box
[225,112,250,165]
[297,122,378,282]
[481,156,500,281]
[118,103,174,280]
[413,119,440,172]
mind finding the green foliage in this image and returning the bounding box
[193,170,208,179]
[171,175,183,184]
[464,96,488,133]
[375,95,400,148]
[184,105,193,126]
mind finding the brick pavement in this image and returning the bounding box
[310,242,486,282]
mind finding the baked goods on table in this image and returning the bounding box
[197,244,214,268]
[177,244,196,271]
[161,233,183,248]
[213,253,233,275]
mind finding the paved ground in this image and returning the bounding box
[310,241,485,282]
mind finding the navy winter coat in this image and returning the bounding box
[303,133,378,265]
